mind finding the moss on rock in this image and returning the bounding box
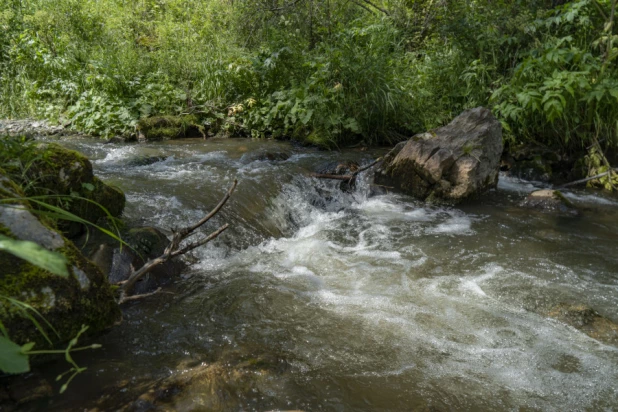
[136,115,205,141]
[2,141,126,238]
[0,172,121,347]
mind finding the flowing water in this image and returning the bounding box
[36,138,618,411]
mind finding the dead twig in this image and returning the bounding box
[118,179,238,304]
[118,288,172,303]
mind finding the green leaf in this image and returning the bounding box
[0,235,69,277]
[81,183,95,192]
[20,342,35,352]
[0,336,30,374]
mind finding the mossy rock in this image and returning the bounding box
[0,173,121,347]
[3,142,126,238]
[136,115,205,141]
[64,176,126,237]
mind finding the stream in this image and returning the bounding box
[36,138,618,411]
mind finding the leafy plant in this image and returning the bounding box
[0,324,101,393]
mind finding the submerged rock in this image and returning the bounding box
[114,354,287,411]
[126,155,169,167]
[241,151,291,163]
[0,172,121,347]
[548,303,618,345]
[374,107,503,203]
[521,190,578,214]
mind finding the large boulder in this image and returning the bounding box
[374,107,503,203]
[0,172,121,347]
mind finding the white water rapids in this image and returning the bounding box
[43,138,618,411]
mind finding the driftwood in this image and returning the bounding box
[559,168,618,188]
[118,179,238,304]
[311,157,383,183]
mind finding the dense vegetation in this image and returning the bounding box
[0,0,616,151]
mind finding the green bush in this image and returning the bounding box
[0,0,616,151]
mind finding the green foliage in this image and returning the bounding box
[0,336,30,374]
[491,0,618,149]
[0,322,101,393]
[0,0,617,150]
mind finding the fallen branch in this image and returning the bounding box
[119,287,163,303]
[118,179,238,304]
[311,173,354,181]
[311,157,383,182]
[559,168,618,188]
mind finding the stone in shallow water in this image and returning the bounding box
[548,303,618,346]
[91,353,289,411]
[521,189,578,215]
[241,151,291,163]
[126,155,169,167]
[314,160,359,175]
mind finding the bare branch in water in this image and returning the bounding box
[118,179,238,304]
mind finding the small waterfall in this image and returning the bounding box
[45,137,618,412]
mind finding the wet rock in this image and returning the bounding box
[314,160,359,175]
[548,303,618,345]
[119,354,286,412]
[5,373,53,405]
[136,115,205,141]
[368,184,389,197]
[0,171,121,347]
[126,155,169,167]
[374,107,503,203]
[521,190,578,215]
[241,151,290,163]
[83,227,184,294]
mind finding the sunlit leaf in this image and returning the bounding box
[0,235,68,277]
